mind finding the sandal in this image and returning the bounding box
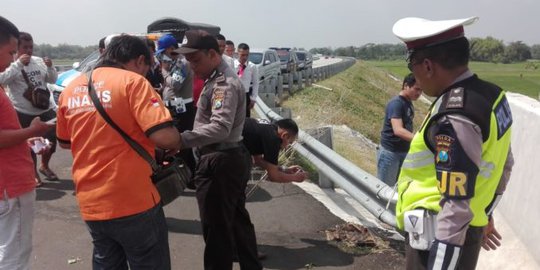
[35,178,44,187]
[39,167,59,181]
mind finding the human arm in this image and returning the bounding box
[43,57,58,83]
[482,216,501,251]
[253,155,308,183]
[390,118,414,141]
[427,115,482,269]
[0,117,53,148]
[0,59,25,85]
[249,64,259,108]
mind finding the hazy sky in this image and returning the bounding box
[3,0,539,49]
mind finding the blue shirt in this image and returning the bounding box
[380,95,414,152]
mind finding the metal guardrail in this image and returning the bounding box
[254,57,398,227]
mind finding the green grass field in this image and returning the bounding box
[365,60,540,98]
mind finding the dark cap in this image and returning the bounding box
[174,30,219,54]
[393,16,478,52]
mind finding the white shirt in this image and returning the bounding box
[0,56,57,115]
[233,60,259,101]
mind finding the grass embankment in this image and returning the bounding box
[282,61,430,175]
[366,60,540,98]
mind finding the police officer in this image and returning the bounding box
[243,118,308,183]
[175,30,262,270]
[392,17,514,270]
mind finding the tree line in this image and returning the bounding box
[310,37,540,63]
[33,43,98,60]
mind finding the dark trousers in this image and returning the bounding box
[85,204,171,270]
[245,92,251,118]
[194,146,262,270]
[406,226,484,270]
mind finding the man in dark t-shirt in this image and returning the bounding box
[377,73,422,186]
[242,118,308,182]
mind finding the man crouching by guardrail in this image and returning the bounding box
[243,118,308,183]
[392,16,514,270]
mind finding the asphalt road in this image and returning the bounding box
[30,144,403,270]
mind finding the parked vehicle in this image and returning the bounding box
[249,48,281,83]
[48,50,100,103]
[271,47,298,74]
[295,51,313,71]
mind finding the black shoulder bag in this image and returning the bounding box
[21,69,50,110]
[86,71,189,206]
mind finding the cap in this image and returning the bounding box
[174,30,219,54]
[392,16,478,52]
[156,34,178,55]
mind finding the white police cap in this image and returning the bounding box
[392,17,478,52]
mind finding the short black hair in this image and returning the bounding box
[0,16,19,45]
[225,40,234,46]
[98,37,106,50]
[237,43,250,51]
[276,118,299,136]
[19,32,33,44]
[402,73,416,88]
[215,34,226,41]
[98,35,151,67]
[411,37,470,70]
[145,38,155,51]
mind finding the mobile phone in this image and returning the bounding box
[46,118,57,124]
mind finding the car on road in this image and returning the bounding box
[271,47,298,74]
[295,51,313,71]
[248,48,281,86]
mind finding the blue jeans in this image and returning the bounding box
[377,146,407,186]
[85,204,171,270]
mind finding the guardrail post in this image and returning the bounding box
[287,73,294,94]
[305,126,334,189]
[297,71,303,90]
[260,93,276,107]
[277,75,284,100]
[305,68,312,87]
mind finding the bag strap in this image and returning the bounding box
[86,70,159,172]
[21,69,34,90]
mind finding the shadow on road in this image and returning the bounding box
[259,238,355,270]
[36,187,67,201]
[166,217,203,235]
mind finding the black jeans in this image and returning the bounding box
[85,204,171,270]
[195,146,262,270]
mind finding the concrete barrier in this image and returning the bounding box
[476,93,540,269]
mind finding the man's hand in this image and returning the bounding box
[286,166,308,182]
[29,117,54,137]
[43,57,53,67]
[482,217,502,251]
[249,100,256,109]
[19,54,31,66]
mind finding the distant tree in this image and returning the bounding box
[33,43,98,60]
[503,41,531,63]
[356,43,405,60]
[470,37,504,62]
[309,47,333,56]
[531,44,540,60]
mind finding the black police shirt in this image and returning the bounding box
[380,95,414,152]
[242,118,282,165]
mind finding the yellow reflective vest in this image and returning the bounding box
[396,76,512,229]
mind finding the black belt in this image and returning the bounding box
[198,141,243,156]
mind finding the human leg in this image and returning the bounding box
[376,146,405,186]
[0,190,35,270]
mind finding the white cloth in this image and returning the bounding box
[233,60,259,101]
[0,56,57,115]
[0,189,35,270]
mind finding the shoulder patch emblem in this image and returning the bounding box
[435,134,455,165]
[212,88,225,110]
[494,95,512,139]
[446,87,465,109]
[216,73,226,83]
